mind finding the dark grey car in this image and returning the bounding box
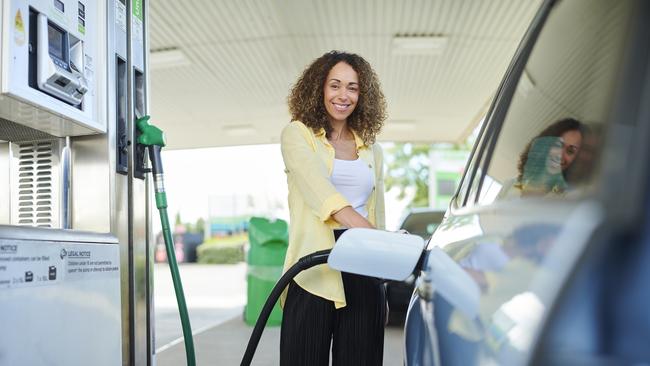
[404,0,650,365]
[387,209,445,325]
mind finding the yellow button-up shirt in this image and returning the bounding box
[280,120,385,308]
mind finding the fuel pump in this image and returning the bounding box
[0,0,154,365]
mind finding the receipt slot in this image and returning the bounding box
[0,0,105,136]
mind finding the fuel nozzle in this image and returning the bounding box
[136,115,168,209]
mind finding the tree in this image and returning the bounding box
[194,218,205,234]
[384,143,432,207]
[383,122,480,208]
[384,142,473,208]
[180,217,206,234]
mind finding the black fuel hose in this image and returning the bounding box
[240,249,332,366]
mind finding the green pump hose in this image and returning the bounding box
[137,116,196,366]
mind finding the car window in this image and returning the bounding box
[454,152,477,207]
[475,0,632,205]
[455,120,489,208]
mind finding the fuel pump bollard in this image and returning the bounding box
[136,116,196,366]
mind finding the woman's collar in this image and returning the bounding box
[316,127,366,149]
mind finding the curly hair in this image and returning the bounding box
[518,136,568,195]
[287,51,387,145]
[517,118,583,183]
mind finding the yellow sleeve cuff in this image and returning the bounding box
[319,193,350,222]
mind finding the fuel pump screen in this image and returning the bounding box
[47,24,65,62]
[54,0,65,12]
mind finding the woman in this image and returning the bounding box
[517,136,568,196]
[517,118,583,183]
[511,118,584,196]
[279,50,387,365]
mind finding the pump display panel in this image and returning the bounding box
[0,0,105,136]
[47,22,69,70]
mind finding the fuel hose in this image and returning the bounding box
[136,116,196,366]
[240,249,331,366]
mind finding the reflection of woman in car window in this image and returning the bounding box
[517,118,583,184]
[456,223,559,291]
[501,118,584,198]
[516,136,567,196]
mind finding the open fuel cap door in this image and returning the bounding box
[328,228,425,281]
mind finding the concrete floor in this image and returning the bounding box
[154,263,405,365]
[154,262,247,349]
[155,318,405,366]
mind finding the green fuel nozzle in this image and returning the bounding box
[135,115,196,366]
[136,115,168,210]
[136,115,166,178]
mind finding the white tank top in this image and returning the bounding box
[330,158,374,218]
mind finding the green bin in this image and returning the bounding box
[245,217,289,326]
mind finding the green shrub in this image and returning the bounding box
[197,241,245,264]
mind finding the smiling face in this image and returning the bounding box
[323,61,359,125]
[559,129,582,171]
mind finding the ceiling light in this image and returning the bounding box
[392,34,448,55]
[150,47,190,69]
[383,120,417,132]
[223,124,256,137]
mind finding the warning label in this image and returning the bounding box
[0,240,119,290]
[66,257,119,277]
[0,242,61,289]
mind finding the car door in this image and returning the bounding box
[404,0,644,364]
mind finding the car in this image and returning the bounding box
[398,208,446,241]
[386,209,445,325]
[399,0,650,365]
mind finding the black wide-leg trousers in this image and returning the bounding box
[280,237,387,366]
